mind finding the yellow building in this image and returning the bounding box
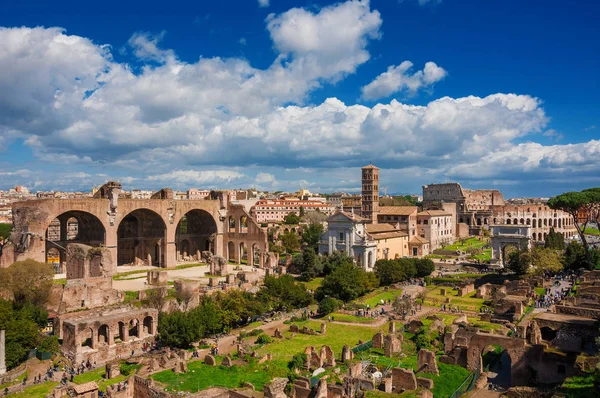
[366,223,409,260]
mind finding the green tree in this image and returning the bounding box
[318,297,341,315]
[0,223,11,240]
[299,248,323,281]
[528,247,564,275]
[280,231,300,253]
[283,212,300,225]
[0,299,45,369]
[260,275,314,310]
[564,241,589,271]
[547,189,600,258]
[299,206,305,217]
[374,260,406,286]
[0,259,54,307]
[38,335,61,355]
[415,258,435,278]
[322,251,355,275]
[302,223,324,252]
[158,311,200,348]
[507,249,531,275]
[545,227,565,250]
[317,262,378,302]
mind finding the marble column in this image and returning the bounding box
[1,329,7,375]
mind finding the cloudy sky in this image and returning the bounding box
[0,0,598,197]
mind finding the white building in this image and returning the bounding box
[318,211,377,271]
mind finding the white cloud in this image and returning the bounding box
[361,61,446,100]
[0,3,596,194]
[147,170,245,185]
[127,31,174,63]
[239,37,247,45]
[258,0,270,8]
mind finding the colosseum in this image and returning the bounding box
[422,183,577,241]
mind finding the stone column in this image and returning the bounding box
[345,232,350,255]
[0,330,6,375]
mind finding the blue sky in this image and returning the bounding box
[0,0,598,197]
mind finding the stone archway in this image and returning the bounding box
[466,333,528,386]
[175,209,217,261]
[45,210,106,272]
[117,209,166,267]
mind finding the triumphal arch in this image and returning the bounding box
[5,182,268,269]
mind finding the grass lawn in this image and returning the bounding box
[256,320,386,362]
[53,278,66,285]
[468,249,492,262]
[443,237,488,251]
[113,270,147,280]
[535,287,546,296]
[301,277,324,291]
[73,363,141,392]
[584,227,600,236]
[423,287,487,312]
[152,357,289,392]
[10,381,58,398]
[361,350,471,398]
[561,373,597,397]
[355,288,403,307]
[322,313,377,324]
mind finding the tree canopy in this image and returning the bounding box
[0,259,55,307]
[280,231,300,253]
[0,223,11,240]
[283,212,301,225]
[548,188,600,254]
[545,227,565,250]
[316,262,379,302]
[374,258,434,286]
[507,247,563,275]
[302,223,324,252]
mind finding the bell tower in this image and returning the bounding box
[361,164,379,224]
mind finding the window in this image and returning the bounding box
[339,232,344,241]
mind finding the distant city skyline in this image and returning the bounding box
[0,0,598,197]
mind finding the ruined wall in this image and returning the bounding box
[555,305,600,320]
[422,183,465,204]
[463,189,505,210]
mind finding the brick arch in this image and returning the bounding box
[466,334,528,385]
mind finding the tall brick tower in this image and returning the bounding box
[361,164,380,223]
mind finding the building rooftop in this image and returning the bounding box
[366,223,399,233]
[417,210,452,217]
[409,236,429,245]
[362,164,380,170]
[378,206,418,216]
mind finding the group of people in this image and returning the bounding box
[440,303,463,313]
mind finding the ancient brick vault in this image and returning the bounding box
[2,182,269,269]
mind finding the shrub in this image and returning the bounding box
[318,297,342,315]
[288,353,307,370]
[255,334,272,345]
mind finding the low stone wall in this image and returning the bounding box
[555,305,600,320]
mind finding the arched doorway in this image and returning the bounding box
[482,344,512,389]
[98,324,110,345]
[239,242,247,264]
[143,316,154,335]
[227,241,236,262]
[252,244,261,267]
[175,210,218,261]
[45,211,106,272]
[117,209,166,267]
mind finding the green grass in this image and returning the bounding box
[360,351,471,398]
[468,249,492,262]
[355,288,403,307]
[322,313,377,324]
[535,287,546,296]
[423,287,487,312]
[72,364,141,392]
[10,381,58,398]
[173,263,206,270]
[152,357,289,392]
[300,277,324,291]
[584,227,600,236]
[123,290,139,304]
[256,320,386,363]
[443,237,488,251]
[53,278,66,285]
[561,373,597,397]
[113,270,148,280]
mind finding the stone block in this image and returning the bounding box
[264,377,288,398]
[222,356,232,367]
[273,328,283,338]
[290,324,299,333]
[391,368,417,391]
[341,345,354,362]
[384,334,401,357]
[417,349,439,376]
[416,377,434,390]
[372,331,384,349]
[204,355,216,366]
